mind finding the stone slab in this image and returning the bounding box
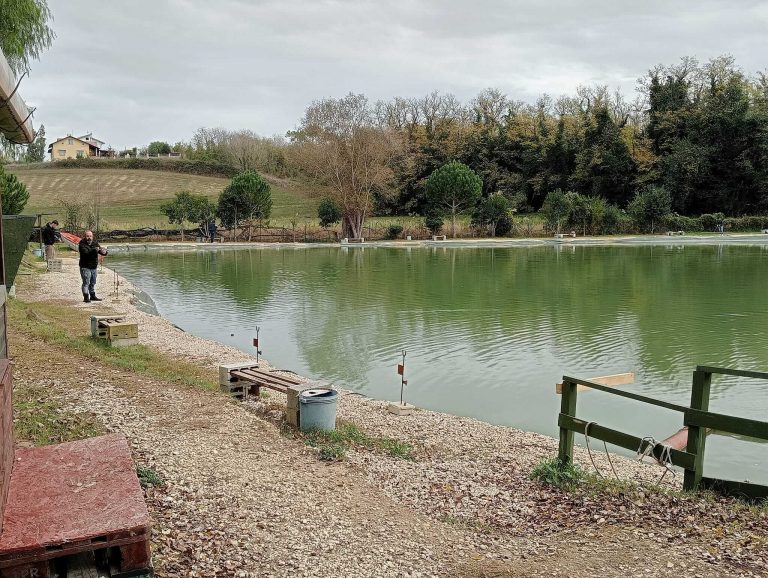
[387,402,416,416]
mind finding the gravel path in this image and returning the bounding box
[15,257,768,577]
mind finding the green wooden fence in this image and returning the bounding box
[557,365,768,500]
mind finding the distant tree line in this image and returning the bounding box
[156,55,767,238]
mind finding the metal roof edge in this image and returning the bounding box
[0,48,34,144]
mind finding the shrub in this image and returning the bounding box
[495,213,513,236]
[0,166,29,215]
[472,193,512,237]
[541,189,573,234]
[318,198,342,228]
[724,216,768,231]
[216,170,272,230]
[628,185,672,233]
[663,214,702,232]
[700,213,725,231]
[386,223,404,240]
[600,203,627,234]
[424,212,444,235]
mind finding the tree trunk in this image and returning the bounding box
[180,223,185,242]
[451,211,457,238]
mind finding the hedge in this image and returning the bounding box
[13,157,240,178]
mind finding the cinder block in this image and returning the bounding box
[47,259,63,272]
[90,314,126,338]
[387,402,416,416]
[218,362,259,387]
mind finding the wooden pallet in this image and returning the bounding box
[0,435,152,578]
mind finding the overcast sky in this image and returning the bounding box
[20,0,768,150]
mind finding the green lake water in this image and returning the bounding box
[112,243,768,483]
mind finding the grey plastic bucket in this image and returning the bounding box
[299,388,338,432]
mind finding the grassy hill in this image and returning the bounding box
[8,163,321,230]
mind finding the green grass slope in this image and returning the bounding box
[8,164,321,229]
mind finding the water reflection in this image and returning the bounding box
[112,244,768,482]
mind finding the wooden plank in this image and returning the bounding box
[561,375,690,413]
[684,370,712,491]
[701,477,768,501]
[696,365,768,381]
[556,372,634,394]
[685,409,768,441]
[233,371,295,390]
[237,368,301,386]
[558,413,697,470]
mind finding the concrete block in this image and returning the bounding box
[387,402,416,416]
[90,314,126,338]
[47,259,63,272]
[218,362,260,387]
[109,337,139,348]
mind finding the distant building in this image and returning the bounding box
[48,133,115,160]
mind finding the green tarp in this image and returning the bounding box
[2,215,35,288]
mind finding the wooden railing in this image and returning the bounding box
[557,366,768,499]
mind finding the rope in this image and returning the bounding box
[636,436,676,485]
[584,421,620,480]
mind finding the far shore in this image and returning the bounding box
[98,231,768,253]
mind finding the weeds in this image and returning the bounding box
[137,465,164,488]
[531,457,586,488]
[302,422,414,462]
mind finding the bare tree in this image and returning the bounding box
[290,93,402,240]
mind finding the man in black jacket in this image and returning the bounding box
[78,230,108,303]
[42,220,61,261]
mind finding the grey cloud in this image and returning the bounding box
[21,0,767,148]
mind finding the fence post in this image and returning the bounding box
[683,369,712,491]
[557,378,578,465]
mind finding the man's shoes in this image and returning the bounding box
[90,294,102,302]
[83,294,90,303]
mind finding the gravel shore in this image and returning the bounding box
[16,255,768,577]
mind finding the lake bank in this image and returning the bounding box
[10,255,768,576]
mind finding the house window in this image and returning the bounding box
[68,138,73,145]
[76,150,84,158]
[58,149,66,157]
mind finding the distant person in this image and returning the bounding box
[719,221,725,235]
[78,230,108,303]
[42,220,61,261]
[208,220,217,243]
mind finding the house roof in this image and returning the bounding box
[0,48,34,144]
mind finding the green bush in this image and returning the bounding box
[0,166,29,215]
[317,198,342,228]
[424,212,444,235]
[601,203,628,234]
[386,223,404,239]
[700,213,725,231]
[663,214,702,232]
[724,216,768,231]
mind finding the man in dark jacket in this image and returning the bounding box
[78,230,108,303]
[42,220,61,261]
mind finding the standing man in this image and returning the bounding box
[78,231,108,303]
[42,220,61,261]
[208,219,217,243]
